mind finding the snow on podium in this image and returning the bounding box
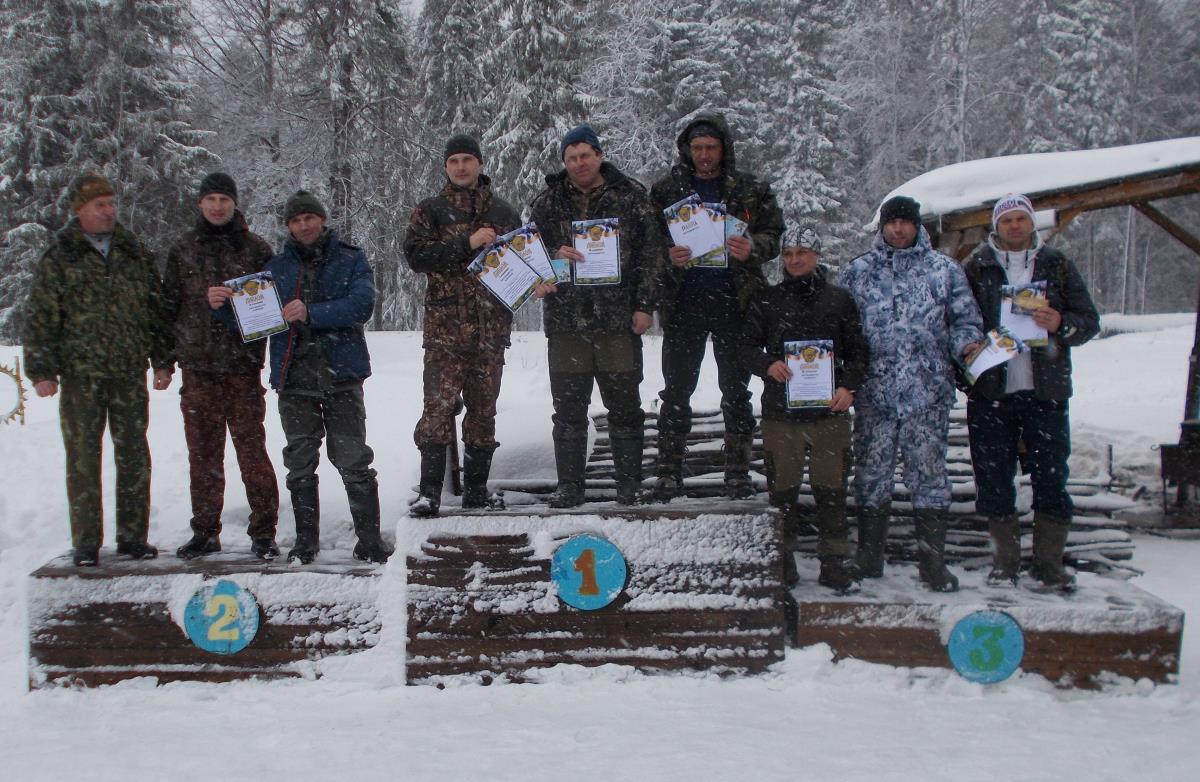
[27,407,1183,689]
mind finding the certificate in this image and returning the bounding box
[571,218,621,285]
[663,194,723,267]
[1001,281,1049,346]
[784,339,835,408]
[224,271,288,342]
[962,329,1027,385]
[694,202,731,268]
[497,222,557,282]
[467,245,540,313]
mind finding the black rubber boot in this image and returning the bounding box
[251,538,280,561]
[72,547,99,567]
[116,542,159,560]
[610,433,647,505]
[548,436,588,508]
[348,480,393,564]
[814,487,859,592]
[408,445,446,518]
[652,433,688,502]
[723,432,755,499]
[818,556,861,593]
[287,485,320,564]
[462,443,505,510]
[987,515,1021,587]
[1031,512,1076,592]
[856,504,890,578]
[176,534,220,560]
[914,508,959,592]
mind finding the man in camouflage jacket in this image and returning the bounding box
[651,112,783,501]
[23,172,172,566]
[403,135,520,516]
[529,124,665,507]
[838,195,983,592]
[161,173,280,561]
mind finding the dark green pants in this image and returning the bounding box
[60,374,151,549]
[278,385,377,493]
[547,333,644,440]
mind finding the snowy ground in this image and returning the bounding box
[1,317,1197,781]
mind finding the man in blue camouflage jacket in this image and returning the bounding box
[838,195,983,591]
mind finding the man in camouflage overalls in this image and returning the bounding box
[403,135,520,516]
[24,172,172,566]
[838,195,983,592]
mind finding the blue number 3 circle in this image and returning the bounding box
[947,610,1024,684]
[183,579,261,654]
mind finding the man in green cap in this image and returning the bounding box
[24,171,173,566]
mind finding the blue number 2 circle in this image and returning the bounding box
[183,579,260,654]
[947,610,1024,684]
[551,534,628,611]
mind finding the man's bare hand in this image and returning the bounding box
[726,234,752,262]
[534,281,558,299]
[830,387,855,413]
[632,311,652,335]
[1032,306,1062,332]
[207,286,234,309]
[469,227,497,250]
[282,300,308,323]
[668,245,692,268]
[766,360,791,383]
[34,380,58,398]
[555,246,585,263]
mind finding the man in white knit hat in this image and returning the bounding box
[963,193,1099,591]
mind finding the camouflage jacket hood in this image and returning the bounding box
[403,174,520,355]
[23,219,171,382]
[837,226,983,416]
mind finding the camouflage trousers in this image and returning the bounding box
[180,370,278,539]
[852,404,951,511]
[761,416,851,493]
[278,384,377,493]
[59,373,150,549]
[413,349,504,448]
[548,333,644,440]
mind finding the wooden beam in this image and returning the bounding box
[1133,202,1200,257]
[940,167,1200,233]
[1044,207,1084,243]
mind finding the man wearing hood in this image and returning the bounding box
[839,195,984,592]
[740,227,868,592]
[403,135,520,517]
[212,190,391,564]
[529,124,665,507]
[963,194,1098,590]
[649,112,783,501]
[162,173,280,560]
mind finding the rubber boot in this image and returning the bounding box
[116,542,158,559]
[856,504,890,578]
[408,445,446,518]
[611,433,647,505]
[1031,512,1076,591]
[723,432,756,499]
[772,489,801,587]
[986,515,1021,587]
[914,508,959,592]
[652,433,687,502]
[288,485,320,564]
[176,534,220,560]
[347,480,393,564]
[814,487,860,593]
[462,443,505,510]
[548,436,587,508]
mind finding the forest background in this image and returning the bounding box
[1,0,1197,341]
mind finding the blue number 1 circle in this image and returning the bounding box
[551,534,628,611]
[183,579,260,654]
[947,610,1024,684]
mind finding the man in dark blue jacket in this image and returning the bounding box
[259,190,390,564]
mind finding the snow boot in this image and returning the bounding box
[1031,512,1076,592]
[818,556,861,593]
[176,534,220,560]
[611,433,647,505]
[408,445,446,518]
[856,504,890,578]
[348,480,393,565]
[251,537,280,561]
[72,547,99,567]
[548,435,588,508]
[914,508,959,592]
[723,432,756,499]
[462,443,505,510]
[117,541,158,560]
[287,485,320,564]
[986,515,1021,587]
[652,433,688,502]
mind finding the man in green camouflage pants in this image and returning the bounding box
[23,172,173,566]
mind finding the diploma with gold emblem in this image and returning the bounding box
[1001,281,1049,346]
[497,222,557,282]
[784,339,835,408]
[224,271,288,342]
[467,245,539,313]
[571,218,621,285]
[663,194,723,267]
[962,328,1027,384]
